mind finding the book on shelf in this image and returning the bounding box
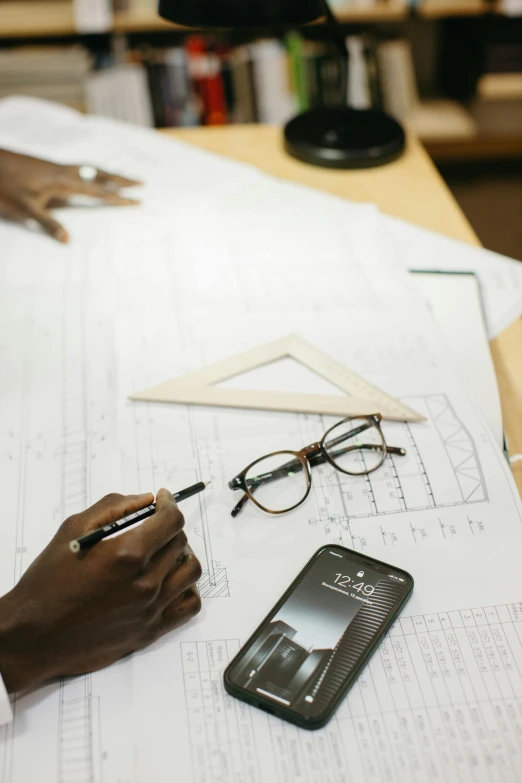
[499,0,522,15]
[85,63,154,126]
[73,0,113,33]
[471,38,522,135]
[0,30,483,142]
[377,37,477,140]
[0,46,90,109]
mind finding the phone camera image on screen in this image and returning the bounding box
[225,546,413,728]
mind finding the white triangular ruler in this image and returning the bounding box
[130,335,424,422]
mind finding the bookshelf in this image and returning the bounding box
[419,0,487,18]
[1,1,515,39]
[0,1,520,163]
[113,2,409,30]
[0,2,75,38]
[425,134,522,162]
[0,1,407,38]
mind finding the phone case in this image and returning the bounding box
[224,544,414,730]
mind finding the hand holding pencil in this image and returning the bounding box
[0,489,202,694]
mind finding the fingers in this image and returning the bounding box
[94,170,142,189]
[65,165,142,190]
[113,489,184,567]
[23,202,69,243]
[64,492,154,537]
[130,540,199,611]
[139,528,190,588]
[157,586,202,638]
[155,545,202,612]
[70,182,139,206]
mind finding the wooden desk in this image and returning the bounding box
[165,125,522,495]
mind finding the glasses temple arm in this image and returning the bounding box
[231,492,251,518]
[309,443,406,468]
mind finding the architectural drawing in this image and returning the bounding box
[57,283,97,783]
[0,264,131,783]
[58,677,96,783]
[181,640,259,782]
[130,403,230,598]
[306,394,487,547]
[181,601,522,783]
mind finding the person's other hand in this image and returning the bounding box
[0,149,141,243]
[0,489,201,693]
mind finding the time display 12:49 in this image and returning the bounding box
[334,574,375,596]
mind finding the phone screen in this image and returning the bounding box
[225,546,413,726]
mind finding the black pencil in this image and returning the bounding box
[69,481,210,553]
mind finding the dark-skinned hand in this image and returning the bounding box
[0,148,141,243]
[0,489,202,694]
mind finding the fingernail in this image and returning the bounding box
[57,228,69,243]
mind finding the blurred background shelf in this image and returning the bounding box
[419,1,488,18]
[425,134,522,161]
[113,2,410,31]
[0,2,76,38]
[2,0,519,39]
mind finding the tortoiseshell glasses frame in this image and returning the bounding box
[228,414,406,517]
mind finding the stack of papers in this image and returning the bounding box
[0,97,521,783]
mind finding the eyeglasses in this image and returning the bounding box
[228,414,406,517]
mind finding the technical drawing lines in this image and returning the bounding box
[425,394,487,504]
[199,566,230,598]
[185,414,229,599]
[60,289,88,522]
[58,273,96,783]
[130,404,231,598]
[308,393,487,537]
[0,721,14,783]
[181,640,259,783]
[58,677,94,783]
[404,422,435,508]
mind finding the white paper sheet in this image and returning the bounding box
[1,96,520,337]
[0,242,135,783]
[386,215,522,339]
[411,271,503,448]
[0,98,521,783]
[122,303,522,783]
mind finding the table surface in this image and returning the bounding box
[165,125,522,495]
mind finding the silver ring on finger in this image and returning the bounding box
[78,165,98,183]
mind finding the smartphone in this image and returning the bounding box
[224,544,413,730]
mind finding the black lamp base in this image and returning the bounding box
[284,107,406,169]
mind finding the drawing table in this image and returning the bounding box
[163,125,522,498]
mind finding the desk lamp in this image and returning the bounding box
[158,0,405,168]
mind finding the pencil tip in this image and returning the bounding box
[204,480,212,487]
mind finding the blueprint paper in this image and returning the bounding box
[121,302,522,783]
[0,98,521,783]
[0,143,411,782]
[0,96,520,335]
[0,244,135,783]
[386,215,522,339]
[410,272,503,448]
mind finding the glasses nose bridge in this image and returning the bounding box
[300,442,322,460]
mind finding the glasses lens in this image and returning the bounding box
[322,417,386,475]
[245,452,309,513]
